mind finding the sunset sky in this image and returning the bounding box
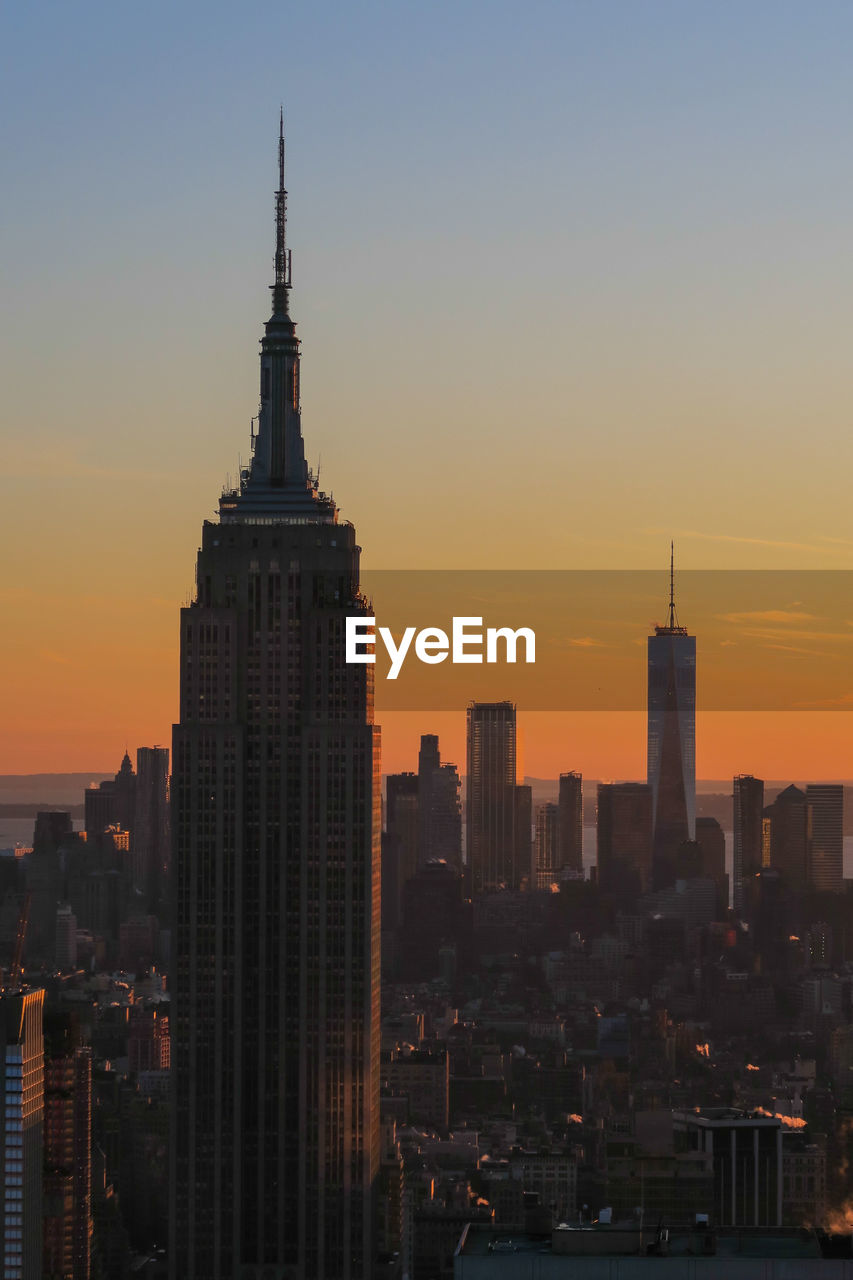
[4,2,853,777]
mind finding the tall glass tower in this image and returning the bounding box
[647,547,696,885]
[170,119,381,1280]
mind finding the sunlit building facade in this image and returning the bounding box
[0,986,44,1280]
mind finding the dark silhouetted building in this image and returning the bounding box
[467,702,519,893]
[647,552,695,887]
[417,735,462,872]
[765,784,807,888]
[515,783,533,890]
[43,1009,92,1280]
[400,861,466,981]
[674,1108,782,1227]
[535,802,559,889]
[384,772,419,935]
[596,782,653,899]
[84,752,136,838]
[170,123,380,1280]
[134,746,170,910]
[27,811,73,962]
[558,771,583,875]
[694,815,728,916]
[806,783,843,894]
[733,774,764,915]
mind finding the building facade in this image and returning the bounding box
[134,746,170,910]
[733,774,764,915]
[534,803,559,890]
[417,735,462,872]
[806,784,843,895]
[596,783,653,898]
[557,772,583,876]
[765,785,808,888]
[42,1009,92,1280]
[673,1108,782,1228]
[466,702,519,894]
[170,122,380,1279]
[0,987,44,1280]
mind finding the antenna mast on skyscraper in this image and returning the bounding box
[669,540,676,630]
[273,107,292,314]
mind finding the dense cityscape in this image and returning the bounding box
[3,114,853,1280]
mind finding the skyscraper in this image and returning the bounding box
[84,751,136,838]
[417,735,462,872]
[557,771,583,875]
[383,772,419,934]
[170,120,380,1280]
[647,547,695,887]
[806,784,843,894]
[694,815,728,917]
[134,746,170,910]
[466,702,519,894]
[534,802,559,889]
[596,782,653,898]
[764,784,807,888]
[0,986,44,1280]
[42,1009,92,1280]
[733,774,764,915]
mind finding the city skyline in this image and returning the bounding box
[6,14,853,1262]
[5,4,853,780]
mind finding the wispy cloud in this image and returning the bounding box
[38,648,69,666]
[667,530,853,557]
[764,642,830,657]
[720,610,817,624]
[745,628,853,643]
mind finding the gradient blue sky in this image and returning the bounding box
[4,1,853,769]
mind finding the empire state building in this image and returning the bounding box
[170,120,381,1280]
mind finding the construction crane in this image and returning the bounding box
[7,892,30,988]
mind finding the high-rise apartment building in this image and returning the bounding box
[42,1009,92,1280]
[514,783,533,889]
[134,746,170,910]
[647,550,695,886]
[534,802,559,890]
[806,784,843,894]
[733,774,764,914]
[170,121,380,1280]
[0,986,44,1280]
[466,702,520,893]
[557,772,583,875]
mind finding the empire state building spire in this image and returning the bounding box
[272,106,291,319]
[219,116,335,522]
